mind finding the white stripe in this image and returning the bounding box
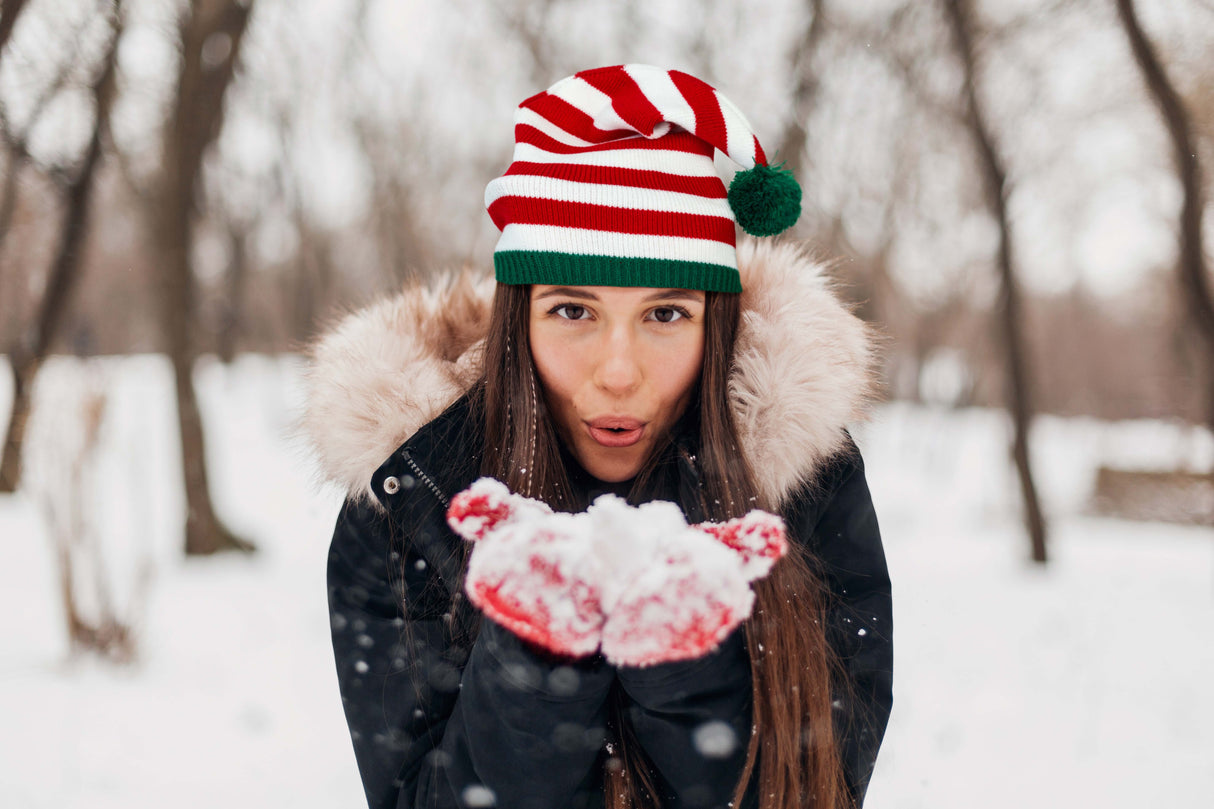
[485,175,732,217]
[496,224,737,267]
[514,106,594,148]
[623,64,696,138]
[547,76,635,134]
[511,142,718,176]
[716,89,758,168]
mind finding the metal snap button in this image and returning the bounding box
[383,476,401,495]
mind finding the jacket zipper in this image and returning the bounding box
[403,451,450,508]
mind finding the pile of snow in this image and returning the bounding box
[0,356,1210,808]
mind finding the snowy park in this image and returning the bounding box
[0,354,1210,808]
[3,0,1214,806]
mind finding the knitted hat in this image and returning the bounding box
[485,64,801,294]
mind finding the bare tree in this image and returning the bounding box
[943,0,1049,563]
[215,222,248,363]
[0,1,123,493]
[270,110,335,341]
[352,118,433,285]
[776,0,827,183]
[0,1,103,257]
[0,134,27,258]
[1115,0,1214,435]
[491,0,561,87]
[0,0,36,249]
[33,377,146,662]
[151,0,256,555]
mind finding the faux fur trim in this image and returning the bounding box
[298,273,493,502]
[731,240,878,504]
[300,240,877,506]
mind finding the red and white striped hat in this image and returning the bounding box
[485,64,801,294]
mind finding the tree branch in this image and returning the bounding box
[1114,0,1214,372]
[776,0,826,182]
[0,0,29,63]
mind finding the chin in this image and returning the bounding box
[580,450,644,483]
[591,468,638,484]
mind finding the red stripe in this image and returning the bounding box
[488,197,736,244]
[514,125,714,157]
[577,65,665,137]
[520,92,632,144]
[753,135,767,166]
[669,70,727,156]
[504,161,727,198]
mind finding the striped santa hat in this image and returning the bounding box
[485,64,801,294]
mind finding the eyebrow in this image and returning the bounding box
[533,287,705,303]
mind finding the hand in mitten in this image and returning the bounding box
[596,502,788,667]
[447,476,552,541]
[447,479,788,667]
[696,510,789,580]
[448,478,604,657]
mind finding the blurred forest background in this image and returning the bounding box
[2,2,1214,805]
[1,0,1212,647]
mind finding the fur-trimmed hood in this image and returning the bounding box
[300,239,878,507]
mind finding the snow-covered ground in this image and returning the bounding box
[0,355,1211,808]
[857,405,1214,809]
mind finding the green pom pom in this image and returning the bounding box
[727,163,802,237]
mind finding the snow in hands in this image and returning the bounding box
[446,477,788,667]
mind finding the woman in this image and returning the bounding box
[304,65,892,809]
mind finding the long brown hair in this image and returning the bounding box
[476,283,848,809]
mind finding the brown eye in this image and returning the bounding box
[553,304,588,321]
[648,307,687,324]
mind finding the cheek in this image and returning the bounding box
[530,326,580,417]
[653,332,705,410]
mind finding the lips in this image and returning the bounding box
[586,417,645,448]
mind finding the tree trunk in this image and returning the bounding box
[0,4,121,492]
[943,0,1048,563]
[0,358,33,491]
[1114,0,1214,438]
[155,0,255,555]
[216,225,246,363]
[0,142,24,253]
[291,210,317,342]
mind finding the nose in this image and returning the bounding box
[592,323,642,396]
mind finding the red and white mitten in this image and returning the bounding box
[448,479,602,657]
[446,479,789,666]
[599,529,756,667]
[696,510,789,580]
[447,477,552,543]
[593,498,786,668]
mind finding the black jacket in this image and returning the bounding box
[327,393,892,809]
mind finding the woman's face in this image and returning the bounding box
[529,285,706,483]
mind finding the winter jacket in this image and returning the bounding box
[303,239,894,809]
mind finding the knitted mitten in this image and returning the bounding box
[447,478,788,665]
[601,509,789,667]
[449,478,603,656]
